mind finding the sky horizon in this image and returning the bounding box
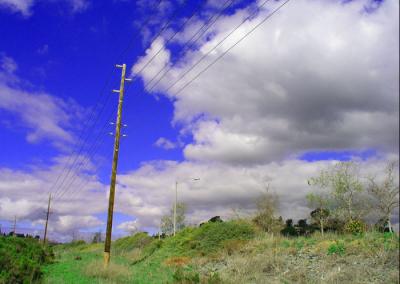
[0,0,398,241]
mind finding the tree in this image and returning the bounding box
[91,231,102,244]
[161,202,187,235]
[309,162,365,223]
[306,192,331,236]
[253,190,283,234]
[367,161,399,233]
[281,219,297,236]
[310,208,330,235]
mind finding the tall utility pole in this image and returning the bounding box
[104,63,130,267]
[43,193,52,245]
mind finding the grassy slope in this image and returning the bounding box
[43,221,399,284]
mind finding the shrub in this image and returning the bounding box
[344,220,366,235]
[327,241,346,256]
[0,236,54,284]
[189,220,255,253]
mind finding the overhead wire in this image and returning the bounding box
[145,0,236,91]
[172,0,292,96]
[47,0,166,203]
[52,0,201,202]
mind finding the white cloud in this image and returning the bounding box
[154,137,177,150]
[114,156,399,229]
[0,155,107,234]
[134,0,399,164]
[0,0,89,15]
[69,0,89,12]
[0,55,87,147]
[0,0,34,15]
[117,220,140,234]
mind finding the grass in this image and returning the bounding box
[42,222,399,284]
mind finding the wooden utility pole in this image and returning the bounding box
[43,193,52,245]
[104,63,129,267]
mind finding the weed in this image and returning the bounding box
[173,267,200,283]
[83,260,132,282]
[327,241,346,256]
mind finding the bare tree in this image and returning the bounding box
[253,186,283,234]
[161,202,187,235]
[367,161,399,233]
[309,162,365,223]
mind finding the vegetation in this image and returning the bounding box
[0,236,54,284]
[161,202,187,235]
[42,225,399,284]
[7,160,398,283]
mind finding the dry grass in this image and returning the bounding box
[164,256,192,267]
[83,260,132,283]
[198,232,399,284]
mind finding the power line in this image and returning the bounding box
[145,0,236,91]
[131,0,207,79]
[161,0,275,95]
[173,0,291,96]
[48,0,180,202]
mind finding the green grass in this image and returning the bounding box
[42,223,399,284]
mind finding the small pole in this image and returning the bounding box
[43,193,52,245]
[104,63,128,267]
[13,216,16,237]
[173,181,178,236]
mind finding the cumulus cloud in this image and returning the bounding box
[117,220,140,234]
[0,155,107,234]
[114,156,399,230]
[0,55,87,148]
[134,0,399,164]
[154,137,177,150]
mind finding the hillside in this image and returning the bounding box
[43,220,399,284]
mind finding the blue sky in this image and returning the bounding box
[0,0,398,239]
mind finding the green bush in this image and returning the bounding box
[344,220,366,235]
[189,220,255,253]
[0,236,54,284]
[327,241,346,256]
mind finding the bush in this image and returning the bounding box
[344,220,366,235]
[327,241,346,256]
[0,236,54,283]
[189,220,255,253]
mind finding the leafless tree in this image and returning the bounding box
[367,161,399,233]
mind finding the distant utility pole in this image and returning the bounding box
[43,193,52,245]
[104,63,131,267]
[173,181,178,236]
[13,216,16,237]
[173,178,200,236]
